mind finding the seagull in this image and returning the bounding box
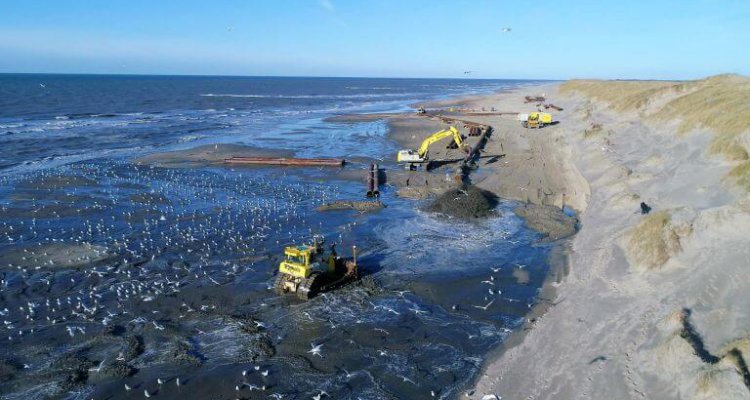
[490,267,502,273]
[502,27,511,32]
[409,307,428,315]
[88,360,105,373]
[261,369,269,377]
[473,299,495,311]
[125,383,132,391]
[144,389,151,398]
[39,83,46,88]
[308,343,323,357]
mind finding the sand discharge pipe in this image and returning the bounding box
[366,163,380,197]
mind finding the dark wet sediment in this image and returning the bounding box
[0,158,556,399]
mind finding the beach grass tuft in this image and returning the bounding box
[728,161,750,191]
[627,210,681,270]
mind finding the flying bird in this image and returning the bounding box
[473,299,495,311]
[308,343,323,357]
[501,27,512,32]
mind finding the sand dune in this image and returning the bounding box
[472,76,750,399]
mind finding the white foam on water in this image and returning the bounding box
[200,92,420,100]
[1,146,153,176]
[372,210,526,275]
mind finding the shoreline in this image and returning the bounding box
[133,82,586,397]
[407,84,589,398]
[327,83,588,396]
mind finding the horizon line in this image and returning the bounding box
[0,71,729,82]
[0,70,564,81]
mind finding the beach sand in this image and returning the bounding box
[464,76,750,400]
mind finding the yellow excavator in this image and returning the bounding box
[396,126,467,169]
[274,235,358,300]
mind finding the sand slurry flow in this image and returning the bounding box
[469,76,750,400]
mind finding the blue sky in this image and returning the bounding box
[0,0,748,79]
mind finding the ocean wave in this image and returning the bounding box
[345,86,396,90]
[0,146,151,176]
[52,111,147,120]
[178,134,206,143]
[200,92,417,100]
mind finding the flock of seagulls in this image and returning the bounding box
[0,162,345,396]
[0,159,541,398]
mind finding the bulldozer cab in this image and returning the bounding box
[274,237,359,300]
[279,246,313,278]
[278,236,334,279]
[284,250,308,266]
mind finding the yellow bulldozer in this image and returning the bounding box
[518,112,553,129]
[274,235,358,300]
[396,126,468,169]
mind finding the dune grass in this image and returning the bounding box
[655,75,750,135]
[729,162,750,191]
[562,75,750,190]
[560,80,678,112]
[627,210,680,270]
[583,123,604,139]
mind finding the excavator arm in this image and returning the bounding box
[397,126,465,167]
[416,126,463,158]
